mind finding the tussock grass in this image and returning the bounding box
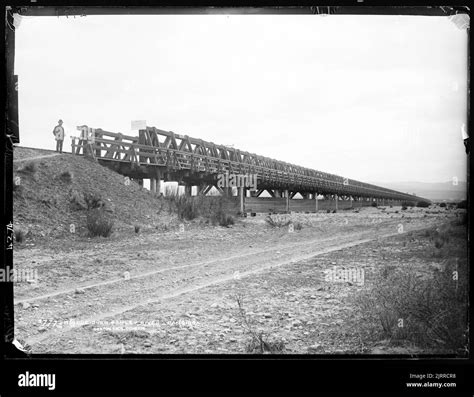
[355,225,468,353]
[18,162,37,174]
[86,208,114,237]
[265,215,291,228]
[165,192,235,226]
[232,292,285,354]
[59,170,73,183]
[84,192,104,210]
[14,228,25,243]
[416,201,430,208]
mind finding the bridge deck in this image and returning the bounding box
[71,126,428,203]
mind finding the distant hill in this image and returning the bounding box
[369,181,467,202]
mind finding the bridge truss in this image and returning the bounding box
[72,125,429,204]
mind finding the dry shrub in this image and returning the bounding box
[86,208,114,237]
[355,230,468,353]
[14,228,25,243]
[416,201,430,208]
[19,162,37,174]
[233,292,285,354]
[265,215,291,228]
[59,170,73,183]
[166,193,234,225]
[84,192,104,210]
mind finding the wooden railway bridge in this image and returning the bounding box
[71,125,429,212]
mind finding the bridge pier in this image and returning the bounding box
[285,189,290,213]
[315,192,318,212]
[273,189,282,198]
[184,184,192,197]
[335,194,338,211]
[150,178,157,193]
[239,186,245,213]
[148,169,164,195]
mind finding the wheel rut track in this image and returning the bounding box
[21,224,433,346]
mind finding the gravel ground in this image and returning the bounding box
[13,205,466,355]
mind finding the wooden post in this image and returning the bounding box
[240,186,245,214]
[315,192,318,212]
[95,130,102,157]
[335,194,338,211]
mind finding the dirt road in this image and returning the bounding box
[13,207,460,354]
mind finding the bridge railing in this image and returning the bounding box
[71,127,427,202]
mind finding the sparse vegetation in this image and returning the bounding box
[416,201,430,208]
[13,181,23,197]
[455,213,467,226]
[355,226,468,353]
[19,162,37,174]
[402,201,416,208]
[59,170,73,183]
[134,225,140,234]
[14,228,25,243]
[175,195,198,221]
[165,193,236,226]
[401,206,408,211]
[86,208,114,237]
[219,212,235,227]
[439,202,447,208]
[233,292,285,354]
[84,192,104,210]
[265,215,291,228]
[371,202,378,207]
[457,200,467,209]
[69,189,87,210]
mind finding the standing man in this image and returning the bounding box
[52,119,65,153]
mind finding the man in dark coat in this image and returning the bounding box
[52,119,65,153]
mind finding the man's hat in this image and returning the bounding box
[58,119,63,123]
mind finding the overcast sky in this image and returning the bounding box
[14,13,468,184]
